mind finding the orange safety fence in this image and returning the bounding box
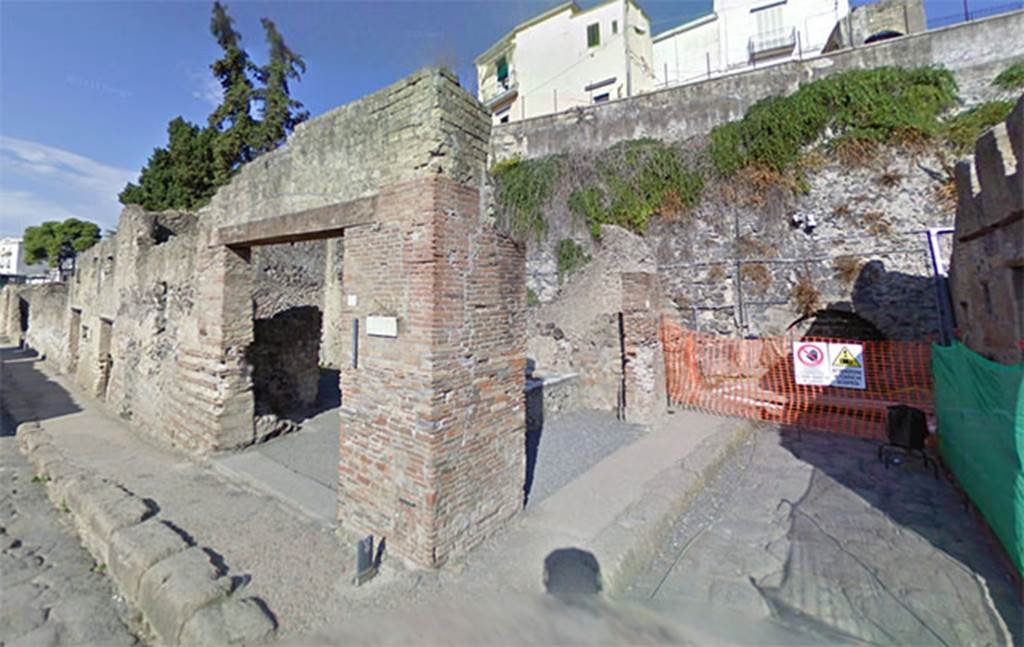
[659,318,934,440]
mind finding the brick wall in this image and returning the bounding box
[338,175,525,567]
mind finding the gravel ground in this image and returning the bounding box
[0,408,140,646]
[526,410,646,506]
[621,426,1022,645]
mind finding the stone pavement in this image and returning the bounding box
[0,411,139,646]
[622,427,1022,645]
[2,341,750,641]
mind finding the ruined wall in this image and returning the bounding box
[7,283,69,360]
[949,96,1024,364]
[528,226,659,415]
[492,10,1024,161]
[72,209,199,434]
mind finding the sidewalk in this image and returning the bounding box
[1,341,750,640]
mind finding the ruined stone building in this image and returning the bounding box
[950,96,1024,365]
[3,12,1022,567]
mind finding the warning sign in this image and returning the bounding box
[793,342,832,386]
[832,346,861,368]
[792,341,866,389]
[828,343,865,389]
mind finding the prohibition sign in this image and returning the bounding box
[797,343,825,367]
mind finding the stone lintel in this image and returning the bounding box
[210,195,378,248]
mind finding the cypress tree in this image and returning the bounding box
[253,17,309,155]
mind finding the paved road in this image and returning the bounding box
[622,427,1021,645]
[0,408,139,645]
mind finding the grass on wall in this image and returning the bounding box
[567,139,703,237]
[992,61,1024,91]
[491,66,984,242]
[707,67,959,176]
[555,238,591,283]
[943,100,1015,153]
[491,154,563,241]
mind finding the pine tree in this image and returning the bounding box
[119,2,307,213]
[208,0,259,185]
[253,18,309,155]
[119,118,219,211]
[23,219,101,268]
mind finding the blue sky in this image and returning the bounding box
[0,0,1004,237]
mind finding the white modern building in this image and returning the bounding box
[475,0,853,123]
[475,0,658,124]
[652,0,850,87]
[0,238,52,284]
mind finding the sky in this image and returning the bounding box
[0,0,1008,238]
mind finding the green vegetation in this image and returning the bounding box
[944,100,1015,153]
[23,219,101,268]
[526,288,540,307]
[568,139,703,236]
[490,155,562,241]
[707,67,958,176]
[556,239,590,283]
[121,2,308,212]
[60,498,70,514]
[992,61,1024,90]
[31,474,51,483]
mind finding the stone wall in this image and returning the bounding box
[949,96,1024,364]
[491,10,1024,161]
[527,226,664,419]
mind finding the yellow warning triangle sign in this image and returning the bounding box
[832,346,861,368]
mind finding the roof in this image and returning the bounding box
[474,0,653,65]
[652,11,717,43]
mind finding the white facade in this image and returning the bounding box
[0,238,26,276]
[653,0,849,87]
[0,237,51,281]
[475,0,657,124]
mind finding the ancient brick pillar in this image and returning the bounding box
[167,242,255,451]
[621,271,667,424]
[338,175,526,568]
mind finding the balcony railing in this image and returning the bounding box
[480,70,518,106]
[749,27,797,60]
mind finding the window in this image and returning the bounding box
[587,23,600,47]
[593,92,610,103]
[612,20,618,34]
[752,2,785,39]
[500,114,510,124]
[496,56,509,86]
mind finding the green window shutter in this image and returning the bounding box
[497,56,509,82]
[587,23,600,47]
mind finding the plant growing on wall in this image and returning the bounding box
[491,155,563,241]
[992,61,1024,90]
[706,67,959,176]
[943,100,1015,153]
[567,139,703,237]
[23,219,101,268]
[555,239,590,284]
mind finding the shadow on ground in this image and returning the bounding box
[778,428,1022,643]
[0,345,81,434]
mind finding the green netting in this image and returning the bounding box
[933,341,1024,576]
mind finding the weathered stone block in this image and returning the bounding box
[178,597,276,646]
[137,547,232,645]
[108,520,189,602]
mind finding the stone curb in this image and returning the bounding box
[16,423,277,646]
[593,419,758,594]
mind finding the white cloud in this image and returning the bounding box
[190,70,224,108]
[0,136,136,236]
